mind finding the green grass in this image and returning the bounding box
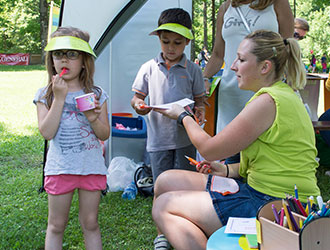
[0,66,156,249]
[1,65,329,249]
[0,64,46,71]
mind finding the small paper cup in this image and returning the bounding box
[75,93,96,111]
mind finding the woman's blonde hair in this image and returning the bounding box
[231,0,274,10]
[43,26,100,108]
[246,29,306,90]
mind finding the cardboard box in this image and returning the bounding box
[257,200,330,250]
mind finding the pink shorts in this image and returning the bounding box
[44,174,107,195]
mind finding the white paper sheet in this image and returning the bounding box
[145,98,194,109]
[224,217,257,235]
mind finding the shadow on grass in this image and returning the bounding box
[0,121,44,169]
[0,65,45,72]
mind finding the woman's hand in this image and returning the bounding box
[204,79,212,95]
[197,160,228,177]
[155,104,185,120]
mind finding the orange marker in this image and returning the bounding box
[139,104,151,109]
[184,155,211,173]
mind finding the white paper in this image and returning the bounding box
[224,217,257,235]
[146,98,194,110]
[210,176,239,195]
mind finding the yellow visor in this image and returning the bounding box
[149,23,193,40]
[44,36,96,58]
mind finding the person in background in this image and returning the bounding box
[153,29,320,250]
[294,17,309,41]
[130,8,205,250]
[200,46,210,69]
[202,0,293,165]
[34,27,110,250]
[321,53,327,73]
[310,53,316,73]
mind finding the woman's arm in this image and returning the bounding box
[160,93,276,161]
[198,161,241,178]
[274,0,294,38]
[203,0,229,92]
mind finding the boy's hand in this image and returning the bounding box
[194,106,206,125]
[52,74,68,101]
[134,101,152,115]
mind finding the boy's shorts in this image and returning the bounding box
[149,144,196,181]
[45,174,107,195]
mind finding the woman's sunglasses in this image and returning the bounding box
[52,50,81,60]
[294,32,305,40]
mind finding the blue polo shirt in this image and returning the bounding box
[132,52,205,152]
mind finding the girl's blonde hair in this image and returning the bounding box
[246,29,306,90]
[231,0,274,10]
[44,26,100,108]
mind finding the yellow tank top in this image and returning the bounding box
[239,81,320,203]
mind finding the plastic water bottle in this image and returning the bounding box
[122,181,137,200]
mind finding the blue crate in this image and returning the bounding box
[112,115,147,139]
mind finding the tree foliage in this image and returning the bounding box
[1,0,329,62]
[193,0,222,57]
[289,0,330,65]
[0,0,39,53]
[0,0,61,54]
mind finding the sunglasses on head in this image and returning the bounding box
[52,50,81,60]
[294,32,305,40]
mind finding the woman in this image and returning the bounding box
[152,30,320,250]
[203,0,293,164]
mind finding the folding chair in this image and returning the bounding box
[38,140,48,194]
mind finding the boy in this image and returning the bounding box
[131,9,205,246]
[131,8,205,183]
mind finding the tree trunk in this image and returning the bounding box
[39,0,48,64]
[191,0,195,60]
[211,0,216,50]
[203,0,208,50]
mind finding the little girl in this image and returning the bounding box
[33,27,110,250]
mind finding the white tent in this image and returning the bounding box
[60,0,193,165]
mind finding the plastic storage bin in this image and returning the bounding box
[111,115,147,163]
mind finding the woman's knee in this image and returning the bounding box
[154,170,175,197]
[152,193,171,224]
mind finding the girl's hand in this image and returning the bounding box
[52,74,68,101]
[155,104,185,120]
[83,99,101,123]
